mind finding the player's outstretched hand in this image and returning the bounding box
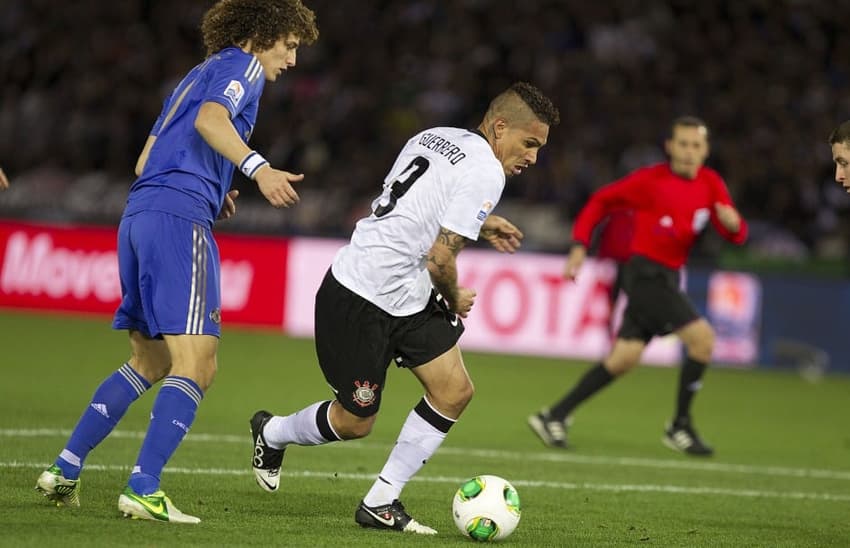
[563,245,586,281]
[0,167,9,190]
[480,215,524,253]
[255,167,303,208]
[714,202,742,233]
[218,189,239,221]
[454,287,477,318]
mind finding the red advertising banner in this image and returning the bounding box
[284,238,681,365]
[0,220,288,328]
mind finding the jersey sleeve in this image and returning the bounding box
[572,167,654,246]
[709,173,748,244]
[441,166,505,241]
[202,54,262,119]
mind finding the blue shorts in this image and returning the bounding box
[112,211,221,338]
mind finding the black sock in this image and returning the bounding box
[675,357,708,423]
[549,363,614,422]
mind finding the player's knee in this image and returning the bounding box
[128,354,170,384]
[335,414,375,440]
[202,360,218,389]
[128,332,171,383]
[686,324,715,361]
[455,380,475,408]
[195,358,218,391]
[429,379,474,417]
[605,358,638,376]
[605,338,645,375]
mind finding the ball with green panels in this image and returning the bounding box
[452,474,521,541]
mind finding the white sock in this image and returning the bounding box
[362,398,454,507]
[263,400,339,450]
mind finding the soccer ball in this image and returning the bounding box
[452,475,521,541]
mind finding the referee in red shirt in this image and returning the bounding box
[593,208,635,336]
[529,116,747,456]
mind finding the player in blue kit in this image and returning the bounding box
[35,0,318,523]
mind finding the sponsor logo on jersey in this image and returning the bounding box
[224,79,244,109]
[476,200,494,221]
[352,380,380,407]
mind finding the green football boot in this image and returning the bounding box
[35,464,80,507]
[118,486,201,524]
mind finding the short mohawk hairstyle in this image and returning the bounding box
[511,82,560,126]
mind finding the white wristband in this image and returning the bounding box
[239,151,269,180]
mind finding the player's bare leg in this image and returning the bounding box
[357,345,472,535]
[118,334,217,523]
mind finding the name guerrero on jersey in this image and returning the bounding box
[333,127,505,316]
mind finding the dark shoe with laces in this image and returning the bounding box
[527,409,570,449]
[250,410,285,492]
[662,417,714,456]
[355,499,437,535]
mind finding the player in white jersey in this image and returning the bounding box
[250,82,560,535]
[332,126,508,316]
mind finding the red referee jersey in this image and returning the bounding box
[572,163,748,269]
[595,209,634,263]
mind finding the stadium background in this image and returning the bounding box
[1,0,848,371]
[2,0,849,259]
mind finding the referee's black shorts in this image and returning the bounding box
[313,269,464,417]
[617,255,700,343]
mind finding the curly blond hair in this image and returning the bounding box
[201,0,318,56]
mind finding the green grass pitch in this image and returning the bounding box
[1,310,848,546]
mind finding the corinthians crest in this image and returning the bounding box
[352,380,379,407]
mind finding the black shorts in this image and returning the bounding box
[618,255,699,343]
[313,269,465,417]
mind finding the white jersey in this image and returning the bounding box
[332,127,505,316]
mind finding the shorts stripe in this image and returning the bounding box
[185,225,208,334]
[197,227,208,333]
[186,226,199,333]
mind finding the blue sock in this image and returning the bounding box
[56,363,151,480]
[128,376,203,495]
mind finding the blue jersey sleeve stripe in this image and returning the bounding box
[248,61,263,83]
[243,57,258,78]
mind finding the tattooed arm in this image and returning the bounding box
[427,227,476,317]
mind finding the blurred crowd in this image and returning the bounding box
[2,0,849,262]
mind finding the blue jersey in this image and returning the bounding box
[125,47,266,226]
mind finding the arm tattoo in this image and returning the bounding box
[435,227,467,256]
[427,228,468,307]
